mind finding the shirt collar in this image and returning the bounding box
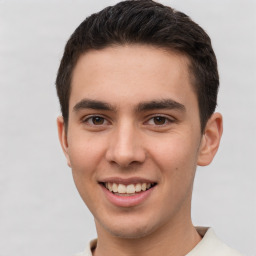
[79,227,242,256]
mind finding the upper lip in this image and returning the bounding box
[99,177,157,185]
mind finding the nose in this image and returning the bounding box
[105,122,146,168]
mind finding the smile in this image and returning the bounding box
[99,178,157,207]
[103,182,156,195]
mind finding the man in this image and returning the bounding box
[55,1,243,255]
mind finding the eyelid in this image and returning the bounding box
[80,114,176,126]
[144,114,176,125]
[81,114,111,125]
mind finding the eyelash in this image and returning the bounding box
[82,115,110,126]
[82,114,175,127]
[145,115,174,126]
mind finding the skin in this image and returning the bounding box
[57,45,223,256]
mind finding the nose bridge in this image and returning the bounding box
[106,118,145,167]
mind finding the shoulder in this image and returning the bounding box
[74,229,244,256]
[73,239,97,256]
[186,227,244,256]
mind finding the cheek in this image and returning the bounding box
[67,139,103,211]
[151,134,199,166]
[150,135,199,209]
[67,131,106,172]
[148,132,200,187]
[66,136,103,198]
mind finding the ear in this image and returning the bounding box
[197,112,223,166]
[57,116,71,167]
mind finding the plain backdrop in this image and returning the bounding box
[0,0,255,255]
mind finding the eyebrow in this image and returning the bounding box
[72,98,185,113]
[73,99,116,112]
[136,99,186,112]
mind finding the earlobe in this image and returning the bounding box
[197,112,223,166]
[57,116,71,167]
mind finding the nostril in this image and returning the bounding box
[106,146,146,168]
[105,127,147,167]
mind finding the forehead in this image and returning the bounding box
[70,44,196,110]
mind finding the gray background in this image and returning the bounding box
[0,0,255,255]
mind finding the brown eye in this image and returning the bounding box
[153,116,166,125]
[91,116,105,125]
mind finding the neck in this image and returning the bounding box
[93,216,201,256]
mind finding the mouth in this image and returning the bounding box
[100,182,157,196]
[99,178,157,207]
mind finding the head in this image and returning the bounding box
[56,0,219,133]
[56,0,222,240]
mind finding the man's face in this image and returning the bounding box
[58,45,207,238]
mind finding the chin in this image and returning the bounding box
[109,227,154,239]
[99,217,159,239]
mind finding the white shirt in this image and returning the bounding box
[74,227,243,256]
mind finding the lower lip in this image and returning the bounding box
[101,185,155,207]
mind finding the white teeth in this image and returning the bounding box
[105,182,153,194]
[126,184,135,193]
[112,183,118,192]
[118,184,126,193]
[135,183,141,192]
[107,183,113,192]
